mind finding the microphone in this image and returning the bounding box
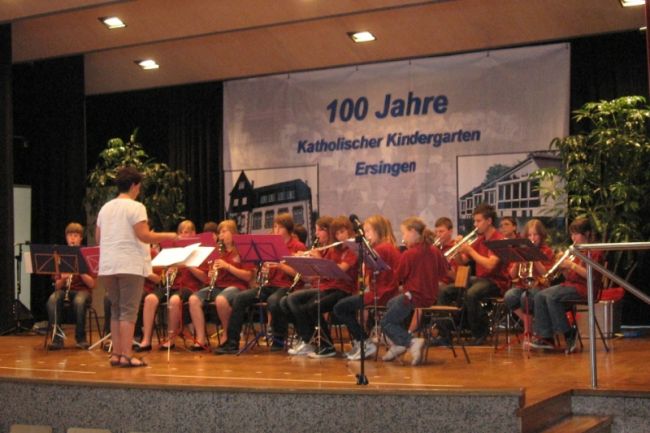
[349,214,364,237]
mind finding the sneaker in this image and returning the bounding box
[75,340,90,350]
[348,340,377,361]
[344,340,361,358]
[289,342,316,356]
[530,337,554,350]
[48,337,64,351]
[409,338,425,366]
[287,339,304,355]
[382,344,407,362]
[213,342,239,355]
[565,328,578,354]
[308,345,336,359]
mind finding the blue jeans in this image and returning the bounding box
[504,287,540,313]
[380,294,414,347]
[47,289,90,342]
[333,295,365,342]
[533,285,582,338]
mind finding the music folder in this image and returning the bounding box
[282,256,352,282]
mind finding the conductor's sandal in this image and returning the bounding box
[119,355,148,368]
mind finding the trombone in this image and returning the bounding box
[444,227,479,260]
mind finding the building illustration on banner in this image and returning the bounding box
[226,170,316,236]
[457,151,565,233]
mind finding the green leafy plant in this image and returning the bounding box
[84,129,189,238]
[532,96,650,273]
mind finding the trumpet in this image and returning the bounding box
[444,227,479,260]
[542,246,576,282]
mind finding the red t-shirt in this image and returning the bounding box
[215,248,253,291]
[267,237,306,288]
[318,245,358,294]
[564,250,604,298]
[473,230,511,293]
[363,242,401,306]
[173,261,209,293]
[396,241,442,307]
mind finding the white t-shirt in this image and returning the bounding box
[96,197,151,277]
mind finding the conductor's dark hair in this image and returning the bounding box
[115,166,143,193]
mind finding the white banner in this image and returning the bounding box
[224,43,570,234]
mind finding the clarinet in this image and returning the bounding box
[208,240,226,299]
[64,274,73,302]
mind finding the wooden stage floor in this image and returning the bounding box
[1,332,649,406]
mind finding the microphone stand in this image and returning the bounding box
[354,231,369,386]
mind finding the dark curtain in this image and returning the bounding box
[12,56,86,320]
[0,24,15,332]
[85,82,224,229]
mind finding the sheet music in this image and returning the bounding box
[152,243,202,267]
[184,246,215,267]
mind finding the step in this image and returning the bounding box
[540,415,612,433]
[519,391,572,433]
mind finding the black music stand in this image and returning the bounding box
[232,234,291,354]
[345,236,389,385]
[283,256,352,356]
[29,244,89,345]
[484,239,548,351]
[0,242,33,335]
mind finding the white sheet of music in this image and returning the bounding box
[152,243,202,267]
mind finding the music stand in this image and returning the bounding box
[484,239,548,351]
[0,242,33,335]
[29,244,89,346]
[232,234,291,354]
[283,256,352,356]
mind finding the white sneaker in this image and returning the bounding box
[349,340,377,361]
[382,344,406,362]
[292,342,316,356]
[288,340,305,355]
[344,340,360,358]
[409,337,425,366]
[307,345,336,359]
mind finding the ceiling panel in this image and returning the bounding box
[6,0,646,94]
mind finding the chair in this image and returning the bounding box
[487,296,521,351]
[417,305,470,364]
[562,289,615,353]
[363,304,387,360]
[43,297,102,350]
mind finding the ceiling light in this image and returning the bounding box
[135,59,159,70]
[619,0,645,7]
[99,16,126,29]
[348,31,376,43]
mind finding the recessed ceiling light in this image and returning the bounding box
[348,31,376,43]
[99,16,126,29]
[135,59,159,70]
[619,0,645,7]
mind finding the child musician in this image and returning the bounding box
[188,219,253,352]
[332,215,401,361]
[214,213,305,354]
[287,215,358,359]
[381,217,445,366]
[46,222,96,350]
[155,220,209,350]
[502,219,554,337]
[531,217,603,353]
[437,204,511,346]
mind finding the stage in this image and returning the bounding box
[1,331,649,433]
